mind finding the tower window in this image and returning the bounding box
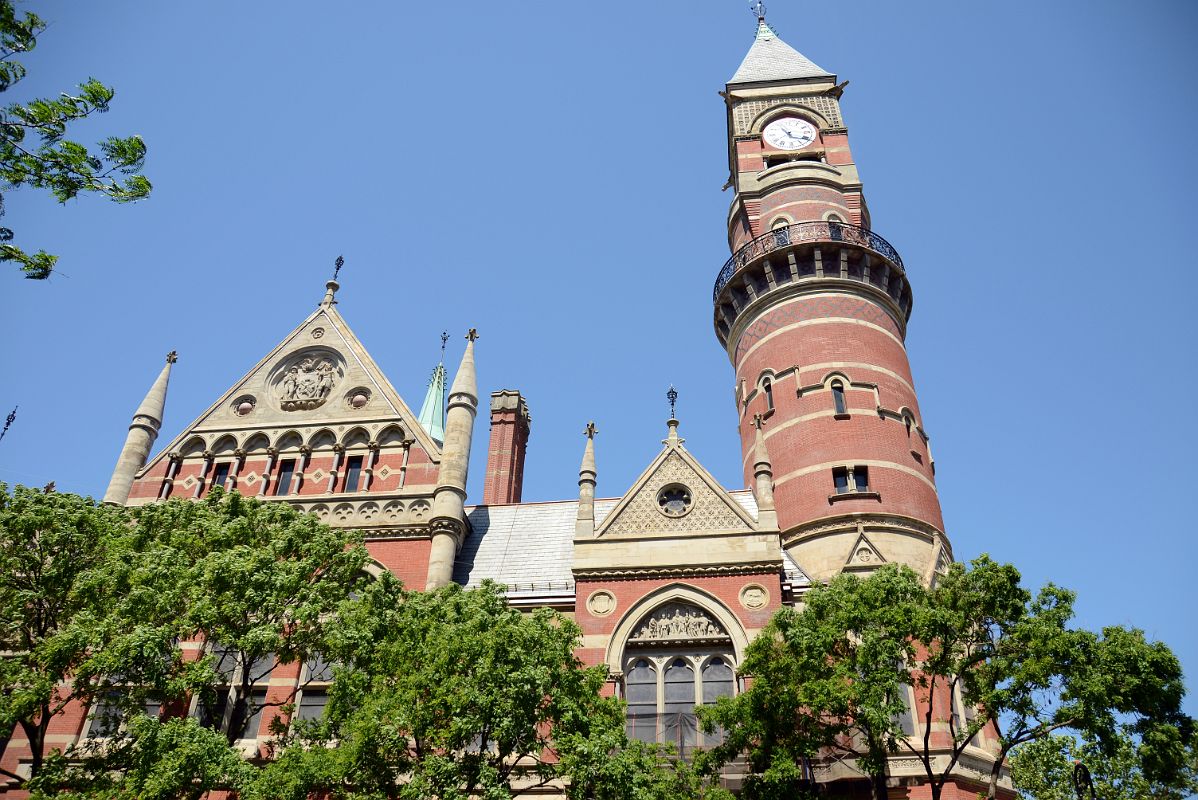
[274,459,296,496]
[210,462,230,490]
[762,377,774,411]
[833,465,870,494]
[833,467,850,494]
[831,380,847,415]
[343,455,364,492]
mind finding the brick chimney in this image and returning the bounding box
[483,390,531,505]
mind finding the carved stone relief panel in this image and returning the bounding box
[629,602,730,644]
[269,347,346,411]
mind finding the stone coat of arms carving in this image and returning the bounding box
[278,352,340,411]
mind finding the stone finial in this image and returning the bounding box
[321,280,339,307]
[576,421,598,537]
[466,328,479,342]
[166,350,178,364]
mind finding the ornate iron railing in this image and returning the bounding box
[713,221,904,302]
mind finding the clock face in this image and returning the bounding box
[762,117,817,150]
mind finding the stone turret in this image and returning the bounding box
[103,351,176,505]
[575,422,597,537]
[426,330,479,589]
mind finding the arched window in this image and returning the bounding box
[831,380,847,415]
[621,603,736,753]
[770,217,790,230]
[761,376,774,411]
[626,659,657,744]
[826,213,844,224]
[663,659,697,751]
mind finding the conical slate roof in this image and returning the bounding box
[729,19,832,85]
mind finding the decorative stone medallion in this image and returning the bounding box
[586,590,616,617]
[345,387,371,409]
[856,547,874,563]
[232,395,256,416]
[311,327,325,339]
[739,583,769,610]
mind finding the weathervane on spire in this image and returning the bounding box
[667,385,678,419]
[466,328,479,342]
[584,421,598,439]
[751,0,766,20]
[332,255,344,281]
[440,330,449,357]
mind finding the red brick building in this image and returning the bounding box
[2,14,1012,798]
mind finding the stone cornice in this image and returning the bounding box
[573,561,781,581]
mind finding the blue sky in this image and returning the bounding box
[1,2,1196,718]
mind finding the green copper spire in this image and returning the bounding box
[418,332,449,445]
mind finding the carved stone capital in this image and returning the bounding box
[299,445,312,456]
[333,443,346,454]
[266,447,279,457]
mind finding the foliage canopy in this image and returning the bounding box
[0,0,151,279]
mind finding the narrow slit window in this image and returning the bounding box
[343,455,364,492]
[274,459,295,496]
[762,377,774,411]
[831,381,847,415]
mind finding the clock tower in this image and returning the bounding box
[715,14,949,584]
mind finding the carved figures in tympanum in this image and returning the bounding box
[630,603,727,642]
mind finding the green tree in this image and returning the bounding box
[1010,730,1198,800]
[250,580,700,800]
[698,564,925,800]
[1,486,370,797]
[127,487,372,749]
[699,559,1194,800]
[0,0,151,279]
[0,484,179,789]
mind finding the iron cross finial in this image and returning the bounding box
[466,328,479,342]
[751,1,766,20]
[440,330,449,356]
[667,385,678,419]
[752,413,765,430]
[333,255,344,281]
[166,350,178,364]
[584,421,598,439]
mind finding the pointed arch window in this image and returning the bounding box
[621,602,736,752]
[761,376,774,412]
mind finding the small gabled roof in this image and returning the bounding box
[594,420,759,538]
[729,18,832,85]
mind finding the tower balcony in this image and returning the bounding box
[712,221,913,351]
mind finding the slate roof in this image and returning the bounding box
[454,491,763,593]
[728,19,831,85]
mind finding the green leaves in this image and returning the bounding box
[0,0,152,279]
[698,558,1194,800]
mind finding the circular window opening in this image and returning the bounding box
[657,484,693,518]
